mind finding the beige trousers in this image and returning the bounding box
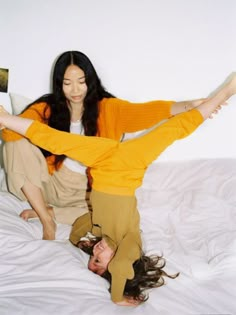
[3,139,89,224]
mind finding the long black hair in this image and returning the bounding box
[23,51,114,168]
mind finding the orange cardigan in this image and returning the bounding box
[2,97,173,174]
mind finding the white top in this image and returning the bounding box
[63,121,87,175]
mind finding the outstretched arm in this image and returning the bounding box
[106,98,208,134]
[0,112,32,133]
[170,98,207,116]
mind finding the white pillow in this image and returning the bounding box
[0,93,12,113]
[0,93,12,168]
[1,93,31,169]
[9,93,32,115]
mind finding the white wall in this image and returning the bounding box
[0,0,236,162]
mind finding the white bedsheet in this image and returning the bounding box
[0,159,236,315]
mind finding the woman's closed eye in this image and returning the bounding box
[88,256,106,275]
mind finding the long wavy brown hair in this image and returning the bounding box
[77,237,179,303]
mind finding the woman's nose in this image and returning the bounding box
[71,83,80,93]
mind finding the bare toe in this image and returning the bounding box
[20,209,38,221]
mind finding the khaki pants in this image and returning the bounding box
[3,139,89,224]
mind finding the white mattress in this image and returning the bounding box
[0,159,236,315]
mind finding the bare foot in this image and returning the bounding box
[19,206,56,240]
[20,209,38,221]
[20,206,55,221]
[42,218,57,240]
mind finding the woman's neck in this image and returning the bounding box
[69,102,83,122]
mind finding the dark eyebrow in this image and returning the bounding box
[63,75,86,81]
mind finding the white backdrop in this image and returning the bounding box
[0,0,236,161]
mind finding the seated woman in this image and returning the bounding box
[0,73,235,306]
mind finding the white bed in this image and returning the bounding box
[0,158,236,315]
